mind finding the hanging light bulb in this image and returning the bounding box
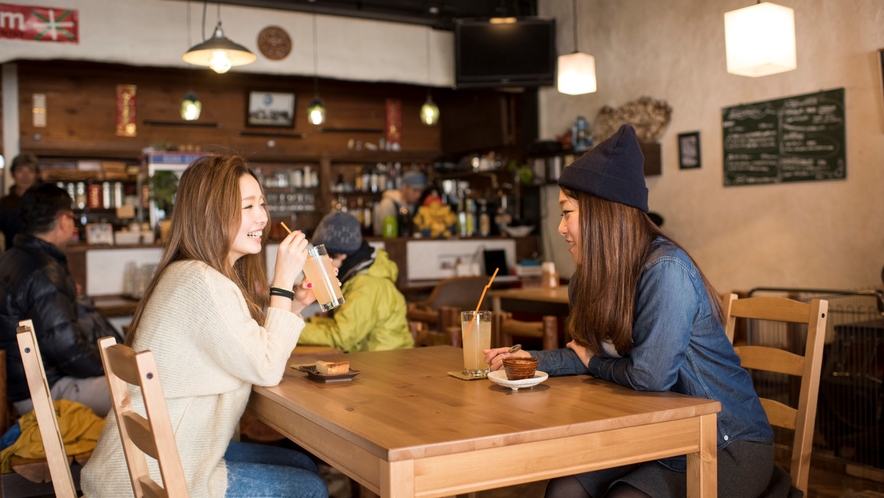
[557,0,597,95]
[180,91,202,121]
[307,13,326,126]
[420,95,439,126]
[307,98,326,126]
[724,2,796,77]
[420,29,439,126]
[182,19,256,74]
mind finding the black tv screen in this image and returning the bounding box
[455,18,556,88]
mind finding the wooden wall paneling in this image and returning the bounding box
[15,61,442,161]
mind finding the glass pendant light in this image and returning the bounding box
[724,1,796,77]
[419,29,439,126]
[182,3,256,74]
[307,13,326,126]
[180,91,202,121]
[557,0,597,95]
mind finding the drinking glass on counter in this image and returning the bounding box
[462,311,492,377]
[302,244,345,311]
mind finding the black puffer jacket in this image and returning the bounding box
[0,234,105,402]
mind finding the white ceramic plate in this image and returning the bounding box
[487,370,548,390]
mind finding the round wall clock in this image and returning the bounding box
[257,26,292,61]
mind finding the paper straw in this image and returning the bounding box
[463,268,499,341]
[280,222,292,234]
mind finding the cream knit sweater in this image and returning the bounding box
[81,260,303,498]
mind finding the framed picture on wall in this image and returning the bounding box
[247,91,296,127]
[678,131,701,169]
[85,223,114,245]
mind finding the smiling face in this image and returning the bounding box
[227,174,268,266]
[558,189,581,265]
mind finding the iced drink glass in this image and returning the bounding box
[461,311,492,378]
[303,244,345,311]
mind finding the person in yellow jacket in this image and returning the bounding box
[298,211,413,352]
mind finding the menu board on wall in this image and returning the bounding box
[722,88,845,186]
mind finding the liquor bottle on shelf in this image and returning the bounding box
[478,200,490,237]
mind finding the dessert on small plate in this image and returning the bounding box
[487,370,548,390]
[295,360,360,382]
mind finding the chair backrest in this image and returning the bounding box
[98,336,189,498]
[722,294,828,494]
[15,320,77,498]
[492,312,558,351]
[421,277,491,311]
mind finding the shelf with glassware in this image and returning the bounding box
[41,162,145,241]
[525,142,662,184]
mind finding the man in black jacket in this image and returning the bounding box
[0,184,111,416]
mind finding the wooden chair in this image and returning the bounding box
[98,336,189,498]
[722,294,828,495]
[492,312,558,351]
[14,319,78,498]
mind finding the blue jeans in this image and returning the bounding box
[224,441,327,498]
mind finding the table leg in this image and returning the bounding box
[380,460,414,498]
[686,413,718,498]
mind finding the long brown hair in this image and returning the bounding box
[563,188,723,355]
[125,154,268,346]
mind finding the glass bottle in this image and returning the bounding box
[478,201,490,237]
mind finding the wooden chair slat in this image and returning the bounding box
[734,345,804,377]
[99,336,190,497]
[15,320,78,498]
[723,294,828,494]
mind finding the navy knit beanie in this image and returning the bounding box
[312,211,363,256]
[558,124,648,213]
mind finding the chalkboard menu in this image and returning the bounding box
[722,88,845,186]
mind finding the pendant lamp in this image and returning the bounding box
[724,1,796,77]
[420,30,439,126]
[308,13,326,126]
[182,3,256,74]
[180,91,202,121]
[180,2,202,121]
[557,0,596,95]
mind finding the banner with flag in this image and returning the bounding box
[0,3,78,43]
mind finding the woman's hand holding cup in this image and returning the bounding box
[273,230,309,290]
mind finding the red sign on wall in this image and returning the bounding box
[0,3,79,43]
[385,98,402,146]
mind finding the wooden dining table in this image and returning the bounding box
[488,285,571,316]
[247,346,720,498]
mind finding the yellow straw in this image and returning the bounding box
[280,222,292,234]
[463,268,499,341]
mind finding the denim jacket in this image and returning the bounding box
[532,237,772,471]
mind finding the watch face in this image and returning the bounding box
[257,26,292,61]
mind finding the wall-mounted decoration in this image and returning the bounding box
[32,93,46,127]
[0,3,79,43]
[678,132,701,169]
[85,223,113,245]
[247,91,295,127]
[593,96,672,144]
[385,98,402,146]
[257,26,292,60]
[722,88,845,186]
[115,84,136,137]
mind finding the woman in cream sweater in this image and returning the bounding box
[81,155,327,497]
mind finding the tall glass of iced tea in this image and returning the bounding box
[302,244,345,311]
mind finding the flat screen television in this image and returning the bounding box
[455,18,556,88]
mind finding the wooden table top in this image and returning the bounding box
[488,286,570,304]
[255,346,720,463]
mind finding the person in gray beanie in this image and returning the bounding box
[372,170,427,236]
[485,125,776,498]
[299,211,413,352]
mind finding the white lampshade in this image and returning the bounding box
[557,52,597,95]
[724,2,796,77]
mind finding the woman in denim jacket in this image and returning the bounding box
[485,125,774,498]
